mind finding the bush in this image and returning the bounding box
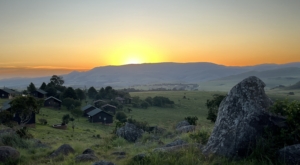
[0,132,32,148]
[189,130,210,144]
[140,101,149,109]
[127,118,149,131]
[153,96,174,107]
[38,118,47,125]
[62,114,70,125]
[206,94,226,122]
[116,112,127,123]
[184,116,198,125]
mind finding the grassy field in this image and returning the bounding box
[1,89,300,165]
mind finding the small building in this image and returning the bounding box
[31,89,47,98]
[115,97,131,104]
[93,99,107,107]
[101,104,117,115]
[87,108,113,124]
[44,96,61,109]
[0,88,19,99]
[81,104,97,117]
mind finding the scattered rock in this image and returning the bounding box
[132,153,147,161]
[92,160,116,165]
[153,143,203,153]
[0,146,20,163]
[176,125,195,133]
[116,123,144,142]
[111,151,126,156]
[116,155,126,160]
[202,76,286,159]
[75,154,98,162]
[278,144,300,165]
[175,120,190,129]
[49,144,75,158]
[165,139,187,147]
[82,148,95,155]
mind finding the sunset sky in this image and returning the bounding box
[0,0,300,73]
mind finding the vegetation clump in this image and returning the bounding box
[184,116,198,125]
[206,94,226,122]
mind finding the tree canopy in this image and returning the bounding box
[50,75,64,86]
[39,82,47,90]
[27,82,36,93]
[10,96,39,125]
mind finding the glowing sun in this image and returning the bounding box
[125,56,143,64]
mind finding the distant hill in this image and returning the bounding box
[198,67,300,91]
[0,62,300,89]
[285,81,300,90]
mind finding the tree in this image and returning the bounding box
[145,97,153,105]
[46,87,57,97]
[10,96,39,126]
[62,87,78,100]
[27,82,36,93]
[141,101,149,109]
[39,82,47,90]
[88,87,98,99]
[62,98,81,110]
[116,112,127,123]
[62,114,70,125]
[50,75,64,86]
[71,108,83,121]
[75,88,86,101]
[185,116,198,125]
[206,94,226,122]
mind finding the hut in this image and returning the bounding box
[44,96,62,109]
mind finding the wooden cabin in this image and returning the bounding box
[101,104,117,115]
[31,89,47,98]
[81,104,97,117]
[87,108,113,124]
[44,96,62,109]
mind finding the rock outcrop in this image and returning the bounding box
[202,76,286,159]
[176,125,195,133]
[116,123,144,142]
[82,148,95,155]
[176,120,190,129]
[0,146,20,163]
[278,144,300,165]
[49,144,75,158]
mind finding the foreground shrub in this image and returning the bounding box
[38,118,47,125]
[0,133,32,148]
[184,116,198,125]
[189,130,210,144]
[206,94,226,122]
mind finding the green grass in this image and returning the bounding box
[1,89,298,165]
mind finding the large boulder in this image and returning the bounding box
[49,144,75,158]
[278,144,300,165]
[176,120,190,129]
[202,76,286,159]
[116,123,144,142]
[0,146,20,163]
[176,125,195,133]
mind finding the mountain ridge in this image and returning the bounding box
[1,62,300,89]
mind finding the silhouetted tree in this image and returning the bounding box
[116,112,127,123]
[75,88,85,101]
[27,82,36,93]
[39,82,47,90]
[50,75,64,86]
[206,94,226,122]
[46,87,57,97]
[62,98,81,110]
[62,87,77,100]
[88,87,97,99]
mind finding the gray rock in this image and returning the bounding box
[92,160,116,165]
[83,148,95,155]
[116,155,126,160]
[111,151,126,156]
[116,123,144,142]
[176,125,195,133]
[0,146,20,163]
[75,154,98,162]
[49,144,75,158]
[278,144,300,165]
[165,139,187,147]
[202,76,286,159]
[153,143,203,153]
[176,120,190,129]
